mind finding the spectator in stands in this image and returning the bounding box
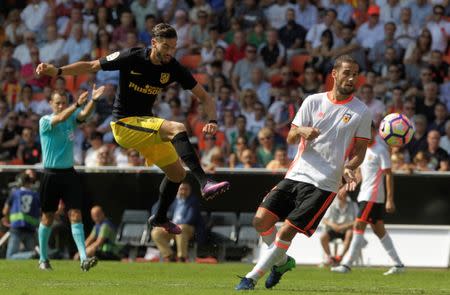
[404,29,433,65]
[40,25,65,66]
[92,29,111,60]
[256,127,277,167]
[200,133,224,168]
[225,30,247,64]
[0,41,21,79]
[272,66,300,93]
[235,148,259,168]
[206,47,233,79]
[266,147,290,170]
[391,147,413,173]
[229,115,254,153]
[417,82,440,122]
[395,7,419,51]
[369,22,402,74]
[294,0,319,31]
[16,127,41,165]
[107,0,127,27]
[265,0,294,30]
[380,0,402,25]
[5,9,26,45]
[306,9,338,53]
[242,67,271,108]
[221,109,237,144]
[235,0,266,30]
[413,151,431,171]
[59,8,86,40]
[171,11,190,59]
[239,88,257,122]
[419,130,449,171]
[95,145,115,167]
[139,14,156,47]
[232,44,265,94]
[247,20,267,49]
[130,0,157,33]
[408,0,433,28]
[359,84,385,121]
[190,0,213,24]
[402,99,416,120]
[439,121,450,155]
[89,6,114,38]
[378,47,400,78]
[13,31,37,66]
[74,206,120,261]
[299,66,324,99]
[84,132,104,167]
[20,47,50,91]
[407,114,428,159]
[1,64,21,110]
[229,135,248,168]
[2,172,40,259]
[327,0,353,26]
[0,100,9,130]
[62,24,92,65]
[216,85,240,125]
[168,97,186,123]
[258,29,286,77]
[151,181,202,262]
[278,8,307,61]
[112,10,136,49]
[320,188,357,266]
[125,31,140,48]
[356,5,384,51]
[14,84,33,116]
[385,64,408,93]
[403,47,423,86]
[20,0,49,33]
[429,103,448,136]
[0,112,21,161]
[426,5,450,53]
[310,29,335,75]
[428,50,449,85]
[188,10,210,54]
[386,87,405,114]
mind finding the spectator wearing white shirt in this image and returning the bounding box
[327,0,354,25]
[13,31,37,66]
[394,7,419,50]
[439,121,450,155]
[242,67,271,108]
[130,0,158,32]
[294,0,319,30]
[84,132,104,167]
[61,24,92,65]
[5,9,26,45]
[305,8,338,52]
[20,0,49,33]
[264,0,295,30]
[39,25,65,65]
[426,5,450,53]
[356,5,385,50]
[359,84,386,120]
[173,10,191,60]
[408,0,433,28]
[378,0,402,25]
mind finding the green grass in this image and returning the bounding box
[0,260,449,295]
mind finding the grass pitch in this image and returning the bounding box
[0,260,449,295]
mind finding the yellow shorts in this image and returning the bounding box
[110,116,178,167]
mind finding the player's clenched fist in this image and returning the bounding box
[36,63,58,77]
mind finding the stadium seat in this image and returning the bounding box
[237,212,260,262]
[208,212,238,261]
[180,54,202,70]
[193,73,209,86]
[290,54,310,74]
[116,210,152,260]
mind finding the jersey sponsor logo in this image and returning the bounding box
[106,51,120,61]
[128,81,162,95]
[130,70,143,75]
[342,113,352,123]
[160,73,170,84]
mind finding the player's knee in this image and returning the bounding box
[252,216,270,233]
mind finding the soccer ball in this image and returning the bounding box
[378,113,415,147]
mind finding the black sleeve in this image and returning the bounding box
[173,61,198,90]
[99,48,134,71]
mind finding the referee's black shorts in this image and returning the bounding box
[39,168,83,213]
[259,179,336,237]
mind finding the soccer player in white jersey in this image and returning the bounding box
[235,55,372,290]
[331,124,405,275]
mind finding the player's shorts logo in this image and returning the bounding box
[342,113,352,123]
[160,73,170,84]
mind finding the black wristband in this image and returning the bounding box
[57,68,62,76]
[208,120,218,125]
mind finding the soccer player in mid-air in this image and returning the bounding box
[235,55,372,290]
[36,23,230,235]
[38,85,105,271]
[331,123,405,275]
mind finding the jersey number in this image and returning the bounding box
[20,194,33,213]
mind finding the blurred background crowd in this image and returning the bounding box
[0,0,449,173]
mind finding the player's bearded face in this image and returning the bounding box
[155,38,177,64]
[336,63,359,95]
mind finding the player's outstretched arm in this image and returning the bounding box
[385,169,396,213]
[191,83,218,135]
[36,60,101,77]
[77,84,105,122]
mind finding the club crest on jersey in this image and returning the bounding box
[160,73,170,84]
[342,113,352,123]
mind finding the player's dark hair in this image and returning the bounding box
[333,55,357,70]
[152,23,177,40]
[17,172,33,186]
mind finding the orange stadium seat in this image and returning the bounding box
[180,54,202,70]
[193,73,209,86]
[290,54,310,74]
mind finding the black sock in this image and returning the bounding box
[154,176,181,223]
[171,131,208,187]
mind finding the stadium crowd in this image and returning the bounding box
[0,0,449,172]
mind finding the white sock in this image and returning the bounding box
[246,237,291,282]
[341,230,365,267]
[380,233,403,266]
[260,226,276,246]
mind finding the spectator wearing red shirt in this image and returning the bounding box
[225,31,247,64]
[20,47,50,91]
